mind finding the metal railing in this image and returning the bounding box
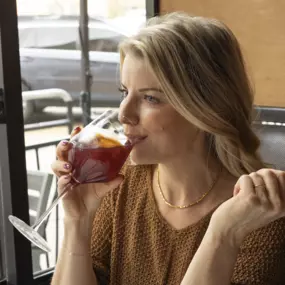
[25,138,68,265]
[23,89,77,264]
[23,88,74,133]
[25,138,67,170]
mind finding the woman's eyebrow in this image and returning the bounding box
[120,83,163,93]
[138,88,163,93]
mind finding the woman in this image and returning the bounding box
[51,12,285,285]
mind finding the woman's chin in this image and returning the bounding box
[129,150,156,166]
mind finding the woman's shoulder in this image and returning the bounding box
[119,160,153,196]
[120,159,152,182]
[107,159,153,203]
[242,217,285,247]
[232,217,285,284]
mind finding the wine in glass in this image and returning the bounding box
[8,109,132,252]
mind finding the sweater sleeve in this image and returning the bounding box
[231,217,285,285]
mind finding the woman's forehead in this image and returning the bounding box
[121,55,160,87]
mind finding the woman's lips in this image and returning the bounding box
[127,136,147,145]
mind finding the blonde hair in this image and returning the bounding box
[119,12,265,177]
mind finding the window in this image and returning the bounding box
[0,0,149,284]
[18,16,126,52]
[88,37,123,52]
[0,1,35,283]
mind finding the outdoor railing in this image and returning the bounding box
[23,88,74,133]
[25,138,68,264]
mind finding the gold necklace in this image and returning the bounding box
[157,166,222,209]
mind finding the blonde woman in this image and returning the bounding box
[51,12,285,285]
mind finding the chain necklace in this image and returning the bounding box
[157,166,222,209]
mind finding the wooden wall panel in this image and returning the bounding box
[159,0,285,107]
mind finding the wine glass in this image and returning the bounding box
[8,109,132,252]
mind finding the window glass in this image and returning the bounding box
[18,18,127,52]
[16,0,146,276]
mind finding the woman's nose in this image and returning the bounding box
[120,114,138,125]
[119,96,139,125]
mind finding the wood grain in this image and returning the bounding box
[159,0,285,107]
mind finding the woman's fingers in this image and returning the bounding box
[249,172,270,208]
[56,140,73,161]
[51,159,73,177]
[235,170,285,211]
[211,169,285,246]
[257,169,285,213]
[70,126,81,138]
[58,175,72,191]
[234,174,255,197]
[57,175,77,201]
[277,171,285,201]
[55,126,81,161]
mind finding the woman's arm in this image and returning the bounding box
[51,217,98,285]
[180,227,239,285]
[181,169,285,285]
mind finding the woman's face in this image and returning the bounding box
[119,54,202,165]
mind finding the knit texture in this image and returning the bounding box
[90,163,285,285]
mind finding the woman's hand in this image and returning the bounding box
[210,169,285,248]
[51,127,124,220]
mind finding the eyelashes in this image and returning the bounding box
[118,87,127,101]
[118,88,160,104]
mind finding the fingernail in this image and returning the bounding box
[64,175,70,179]
[62,140,68,145]
[64,164,71,169]
[73,126,81,132]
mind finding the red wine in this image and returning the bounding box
[69,144,132,183]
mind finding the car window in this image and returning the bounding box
[19,22,126,52]
[86,36,123,52]
[18,25,78,49]
[81,26,126,52]
[44,41,77,50]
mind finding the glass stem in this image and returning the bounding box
[32,183,71,231]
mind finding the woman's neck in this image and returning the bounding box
[156,153,223,207]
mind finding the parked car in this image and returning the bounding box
[18,15,129,121]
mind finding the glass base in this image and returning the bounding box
[8,215,51,253]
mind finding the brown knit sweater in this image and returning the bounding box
[90,163,285,285]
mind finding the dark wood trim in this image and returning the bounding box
[0,0,33,284]
[146,0,160,19]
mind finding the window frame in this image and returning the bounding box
[0,0,53,284]
[146,0,159,19]
[0,0,156,284]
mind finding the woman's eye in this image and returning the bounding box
[118,88,128,100]
[144,95,160,104]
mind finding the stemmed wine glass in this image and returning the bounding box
[8,109,132,252]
